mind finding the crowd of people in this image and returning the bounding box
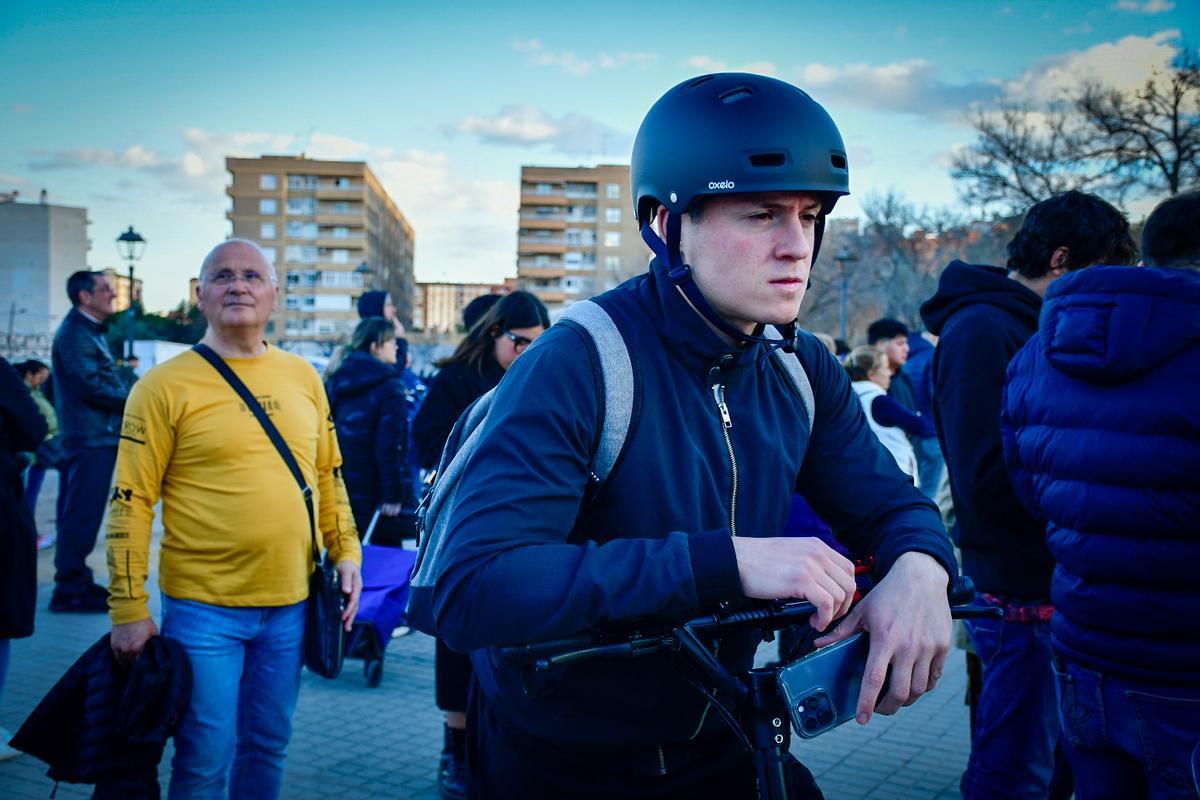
[0,70,1195,800]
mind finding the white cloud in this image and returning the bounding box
[11,104,34,114]
[800,59,1002,117]
[454,105,631,157]
[1003,30,1181,103]
[1113,0,1175,13]
[684,56,777,75]
[512,39,656,77]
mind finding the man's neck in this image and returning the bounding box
[673,285,753,347]
[201,327,269,359]
[1008,271,1053,298]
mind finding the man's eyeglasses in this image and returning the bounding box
[208,269,269,288]
[503,330,534,350]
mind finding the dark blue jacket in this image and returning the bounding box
[1002,266,1200,685]
[905,332,936,432]
[920,261,1052,596]
[51,308,129,450]
[326,351,416,528]
[431,259,955,748]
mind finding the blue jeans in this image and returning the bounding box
[963,597,1059,800]
[914,436,945,499]
[23,464,47,516]
[161,595,306,800]
[1055,656,1200,800]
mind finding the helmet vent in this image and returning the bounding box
[719,87,754,104]
[748,152,786,168]
[686,75,716,89]
[830,154,848,170]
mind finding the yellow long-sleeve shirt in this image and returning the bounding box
[107,345,361,625]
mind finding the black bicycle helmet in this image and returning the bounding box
[631,73,850,349]
[632,73,850,226]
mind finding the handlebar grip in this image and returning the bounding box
[950,575,976,606]
[493,633,600,665]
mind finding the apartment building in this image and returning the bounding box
[226,155,415,345]
[0,199,88,340]
[101,267,144,313]
[413,279,514,334]
[515,165,648,311]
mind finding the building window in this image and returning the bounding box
[260,174,277,190]
[335,177,352,189]
[287,221,318,239]
[536,183,553,195]
[287,197,316,215]
[606,183,620,199]
[331,249,349,264]
[333,226,349,238]
[261,247,277,264]
[604,232,621,248]
[565,252,583,269]
[259,199,277,215]
[605,207,622,224]
[563,276,582,293]
[288,174,318,190]
[334,201,350,214]
[260,223,276,240]
[605,255,621,271]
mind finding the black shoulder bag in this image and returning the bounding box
[193,344,345,679]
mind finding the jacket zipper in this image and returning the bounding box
[657,745,667,776]
[711,383,738,536]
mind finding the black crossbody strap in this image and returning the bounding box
[193,344,320,564]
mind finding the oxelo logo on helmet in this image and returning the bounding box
[707,180,736,190]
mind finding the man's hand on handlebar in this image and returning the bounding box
[813,551,952,725]
[731,537,856,633]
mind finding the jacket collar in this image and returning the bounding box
[643,258,761,378]
[70,306,108,333]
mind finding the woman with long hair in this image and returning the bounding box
[326,317,417,535]
[412,290,549,800]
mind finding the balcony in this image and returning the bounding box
[519,214,567,231]
[316,235,365,249]
[315,183,365,199]
[520,190,566,206]
[533,289,567,304]
[518,235,567,255]
[519,265,566,279]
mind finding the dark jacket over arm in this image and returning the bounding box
[1,357,48,639]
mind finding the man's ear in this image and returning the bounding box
[654,206,670,241]
[1049,246,1071,272]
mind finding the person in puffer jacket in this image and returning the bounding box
[1002,191,1200,800]
[326,317,417,534]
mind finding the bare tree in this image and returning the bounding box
[952,49,1199,213]
[1079,49,1200,197]
[951,103,1130,214]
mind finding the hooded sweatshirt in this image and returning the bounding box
[357,290,388,319]
[920,260,1053,597]
[1002,266,1200,683]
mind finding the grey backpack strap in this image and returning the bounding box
[764,326,816,433]
[557,300,634,483]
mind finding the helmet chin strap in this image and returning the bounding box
[640,213,828,354]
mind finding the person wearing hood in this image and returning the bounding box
[1002,191,1200,800]
[920,190,1136,800]
[326,317,417,534]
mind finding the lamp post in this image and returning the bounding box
[116,226,146,361]
[832,247,858,343]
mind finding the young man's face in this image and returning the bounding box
[881,335,909,370]
[664,192,820,333]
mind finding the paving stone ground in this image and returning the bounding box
[0,472,974,799]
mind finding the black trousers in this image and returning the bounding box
[436,638,473,713]
[467,681,825,800]
[54,446,116,593]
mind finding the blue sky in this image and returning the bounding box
[2,0,1194,310]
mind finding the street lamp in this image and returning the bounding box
[832,247,858,343]
[116,226,146,360]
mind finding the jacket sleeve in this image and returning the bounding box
[315,378,361,567]
[1000,339,1045,522]
[0,361,49,453]
[376,380,416,507]
[107,381,171,624]
[795,340,957,581]
[54,323,129,413]
[871,395,934,438]
[412,370,460,470]
[429,326,741,653]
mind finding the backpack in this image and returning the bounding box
[406,299,817,637]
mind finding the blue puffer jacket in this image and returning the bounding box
[430,258,956,748]
[1002,266,1200,685]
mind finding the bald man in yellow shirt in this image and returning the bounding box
[107,239,362,799]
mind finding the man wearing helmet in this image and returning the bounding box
[426,74,957,798]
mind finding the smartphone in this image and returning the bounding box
[776,632,871,739]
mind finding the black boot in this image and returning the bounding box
[438,723,468,799]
